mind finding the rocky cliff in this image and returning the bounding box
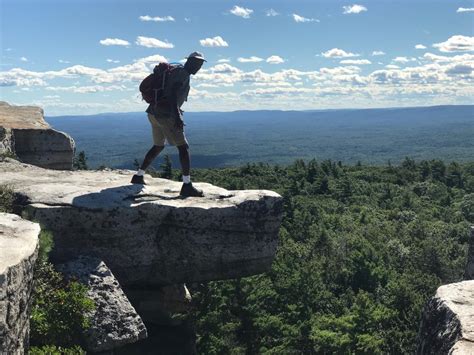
[0,157,283,352]
[417,281,474,354]
[417,226,474,354]
[57,256,148,352]
[0,101,75,170]
[0,158,283,287]
[0,213,40,354]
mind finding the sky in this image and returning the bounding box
[1,0,473,116]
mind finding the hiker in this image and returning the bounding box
[131,51,206,197]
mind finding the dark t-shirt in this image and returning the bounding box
[146,66,190,116]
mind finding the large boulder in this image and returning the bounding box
[0,101,75,170]
[0,213,40,354]
[0,159,283,288]
[417,281,474,354]
[57,256,147,352]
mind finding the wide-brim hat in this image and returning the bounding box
[186,51,207,62]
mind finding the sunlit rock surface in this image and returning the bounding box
[0,101,74,170]
[0,213,40,354]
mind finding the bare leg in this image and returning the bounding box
[177,144,190,176]
[140,145,164,170]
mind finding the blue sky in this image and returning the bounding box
[1,0,473,115]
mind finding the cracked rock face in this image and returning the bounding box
[0,213,40,354]
[0,101,75,170]
[0,159,283,287]
[417,281,474,354]
[57,256,147,352]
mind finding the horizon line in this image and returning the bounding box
[45,103,474,118]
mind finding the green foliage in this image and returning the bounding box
[0,150,17,160]
[0,184,14,213]
[160,154,173,179]
[190,159,473,354]
[30,229,94,349]
[30,260,94,347]
[460,193,474,222]
[29,345,85,355]
[73,151,88,170]
[37,229,54,263]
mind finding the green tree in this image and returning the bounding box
[160,154,173,179]
[73,151,88,170]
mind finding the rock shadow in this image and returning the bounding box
[71,184,183,209]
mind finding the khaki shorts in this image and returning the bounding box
[147,112,188,147]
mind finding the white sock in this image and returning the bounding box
[136,169,145,176]
[182,175,191,184]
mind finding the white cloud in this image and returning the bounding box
[196,83,220,88]
[184,17,191,22]
[393,56,416,63]
[58,59,70,64]
[415,44,427,49]
[0,74,46,87]
[445,63,473,75]
[230,6,253,18]
[107,59,120,63]
[457,7,474,13]
[433,35,474,52]
[199,36,229,47]
[3,46,473,113]
[208,64,242,74]
[139,15,175,22]
[237,56,264,63]
[343,5,367,14]
[20,57,28,62]
[423,52,474,63]
[135,54,168,64]
[99,38,130,46]
[293,14,319,23]
[266,9,279,16]
[322,48,359,58]
[135,36,174,49]
[372,51,386,56]
[266,55,285,64]
[217,58,231,63]
[340,59,372,65]
[46,84,126,93]
[320,66,361,76]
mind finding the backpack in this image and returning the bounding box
[139,63,181,104]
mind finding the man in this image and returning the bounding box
[131,51,206,197]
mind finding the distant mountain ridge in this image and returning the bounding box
[45,105,474,169]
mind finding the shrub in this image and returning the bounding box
[30,229,94,348]
[29,345,85,355]
[0,184,14,213]
[73,151,88,170]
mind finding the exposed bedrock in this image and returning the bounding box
[0,101,75,170]
[0,213,40,354]
[417,281,474,354]
[0,158,283,288]
[57,256,147,352]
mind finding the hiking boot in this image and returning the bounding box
[131,174,146,185]
[180,182,204,197]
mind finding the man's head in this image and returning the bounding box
[185,51,206,75]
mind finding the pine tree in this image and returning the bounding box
[160,154,173,179]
